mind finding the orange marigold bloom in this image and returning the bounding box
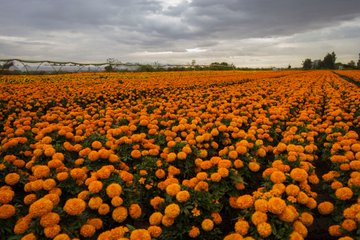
[40,212,60,227]
[268,197,286,215]
[279,206,297,223]
[236,194,254,209]
[299,212,313,226]
[0,188,15,204]
[88,180,103,193]
[150,196,165,210]
[224,233,244,240]
[98,203,110,215]
[29,198,53,217]
[21,233,36,240]
[0,204,16,219]
[148,225,162,238]
[149,212,163,225]
[293,221,308,237]
[155,169,166,179]
[80,224,96,238]
[211,212,222,225]
[341,219,356,232]
[87,218,103,230]
[286,184,300,196]
[14,215,32,234]
[111,196,124,207]
[201,218,214,231]
[254,199,268,212]
[290,168,308,182]
[44,224,61,238]
[112,206,128,223]
[248,162,260,172]
[161,215,175,227]
[335,187,353,201]
[317,201,334,215]
[5,173,20,185]
[88,150,100,161]
[33,165,50,178]
[328,224,342,237]
[164,203,180,218]
[257,222,272,238]
[63,198,86,216]
[131,149,142,159]
[53,234,70,240]
[251,211,268,226]
[88,196,103,209]
[166,183,181,196]
[188,226,200,238]
[270,170,286,184]
[91,140,102,150]
[106,183,122,198]
[129,203,142,219]
[176,190,190,203]
[234,219,249,235]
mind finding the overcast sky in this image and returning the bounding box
[1,0,360,67]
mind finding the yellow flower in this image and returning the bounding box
[112,206,128,223]
[0,204,16,219]
[63,198,86,216]
[129,203,142,219]
[188,226,200,238]
[192,207,201,217]
[201,218,214,231]
[234,219,249,235]
[236,194,254,209]
[29,198,54,217]
[256,222,272,238]
[164,203,180,218]
[268,197,286,215]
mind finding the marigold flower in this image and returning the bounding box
[80,224,96,238]
[254,199,268,212]
[328,224,342,237]
[279,206,297,222]
[257,222,272,238]
[44,224,61,238]
[248,162,260,172]
[335,187,353,201]
[290,168,308,182]
[176,190,190,202]
[251,211,268,225]
[98,203,110,215]
[270,170,286,183]
[286,184,300,196]
[317,201,334,215]
[155,169,166,179]
[106,183,122,198]
[299,212,313,226]
[112,206,128,223]
[224,233,244,240]
[40,212,60,227]
[201,218,214,231]
[0,204,16,219]
[218,167,229,177]
[289,231,304,240]
[150,196,165,210]
[111,196,124,207]
[211,212,222,225]
[341,219,356,232]
[87,218,103,230]
[149,212,163,225]
[129,203,142,219]
[21,233,36,240]
[236,194,254,209]
[164,203,180,218]
[63,198,86,215]
[0,189,15,204]
[53,234,70,240]
[268,197,286,215]
[33,165,50,178]
[88,180,103,193]
[14,215,32,234]
[161,215,175,227]
[234,219,249,235]
[5,173,20,185]
[29,198,54,217]
[166,183,181,196]
[188,226,200,238]
[110,226,129,238]
[147,225,162,238]
[293,220,308,237]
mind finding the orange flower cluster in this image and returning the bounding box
[0,70,359,239]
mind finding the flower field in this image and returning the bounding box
[1,70,360,240]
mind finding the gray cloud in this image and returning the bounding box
[0,0,360,67]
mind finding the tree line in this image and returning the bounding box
[302,52,360,70]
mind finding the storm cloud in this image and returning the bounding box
[1,0,360,67]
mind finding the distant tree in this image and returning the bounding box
[357,53,360,69]
[322,52,336,69]
[302,58,312,70]
[348,60,356,69]
[288,64,291,69]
